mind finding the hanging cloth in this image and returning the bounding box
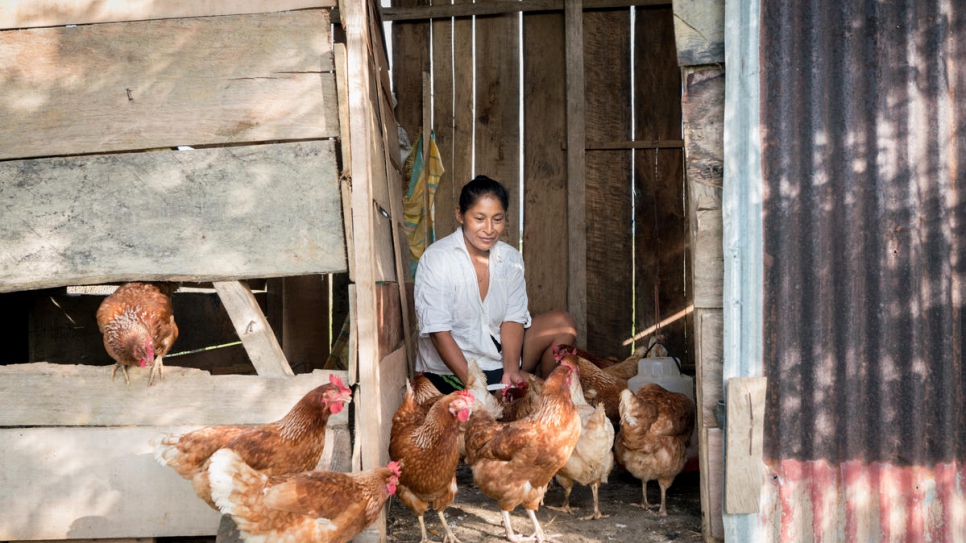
[402,131,444,276]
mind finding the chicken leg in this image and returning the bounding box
[148,355,164,386]
[436,510,462,543]
[111,362,131,385]
[500,510,533,543]
[577,481,609,520]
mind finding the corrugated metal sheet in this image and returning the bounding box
[757,0,965,540]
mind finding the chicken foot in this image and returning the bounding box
[111,363,131,385]
[524,509,563,542]
[629,480,669,516]
[148,355,165,386]
[545,480,574,515]
[577,481,609,520]
[436,510,462,543]
[500,510,535,543]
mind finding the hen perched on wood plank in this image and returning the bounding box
[96,282,179,386]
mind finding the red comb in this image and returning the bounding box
[329,373,350,393]
[387,460,402,477]
[455,390,475,400]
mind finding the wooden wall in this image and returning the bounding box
[391,2,689,362]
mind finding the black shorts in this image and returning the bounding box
[422,368,503,394]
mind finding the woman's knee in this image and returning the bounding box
[533,309,576,341]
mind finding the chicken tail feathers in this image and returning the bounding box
[208,448,267,524]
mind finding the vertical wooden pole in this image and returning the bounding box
[565,0,587,348]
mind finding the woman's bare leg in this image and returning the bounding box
[521,310,577,378]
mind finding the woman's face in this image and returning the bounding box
[457,195,506,254]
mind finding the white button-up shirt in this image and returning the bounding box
[414,229,532,375]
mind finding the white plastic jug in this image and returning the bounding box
[627,357,698,464]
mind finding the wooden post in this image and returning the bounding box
[724,376,767,514]
[214,281,294,377]
[565,0,587,348]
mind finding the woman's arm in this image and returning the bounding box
[429,330,470,384]
[499,321,526,386]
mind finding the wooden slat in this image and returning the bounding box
[522,10,569,316]
[565,0,587,348]
[0,426,221,540]
[695,309,724,431]
[671,0,725,66]
[724,376,767,514]
[444,0,476,237]
[214,281,294,377]
[0,11,337,159]
[0,0,337,29]
[475,1,521,247]
[583,7,632,359]
[430,0,457,240]
[0,363,348,427]
[391,0,431,147]
[376,0,671,21]
[704,427,725,540]
[633,6,689,359]
[683,67,725,310]
[0,141,346,293]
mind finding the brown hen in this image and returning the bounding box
[154,374,352,509]
[209,449,400,543]
[390,385,474,543]
[96,282,179,386]
[463,359,581,542]
[615,383,695,516]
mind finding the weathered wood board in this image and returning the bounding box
[724,376,767,514]
[522,10,568,316]
[0,11,337,159]
[0,363,349,427]
[584,8,633,359]
[0,0,337,29]
[671,0,725,66]
[214,280,294,377]
[0,366,350,540]
[0,141,346,292]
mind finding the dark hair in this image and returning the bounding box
[458,175,509,214]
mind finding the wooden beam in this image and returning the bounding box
[1,0,338,29]
[0,363,348,427]
[565,0,587,348]
[214,281,294,377]
[336,0,670,22]
[0,141,346,293]
[562,139,685,150]
[0,11,337,160]
[724,376,767,514]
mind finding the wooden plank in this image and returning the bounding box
[633,6,689,360]
[704,428,725,541]
[522,10,569,316]
[0,11,337,159]
[724,376,767,514]
[474,1,521,247]
[214,281,294,377]
[430,0,457,241]
[282,275,329,373]
[671,0,725,66]
[443,0,477,238]
[695,309,724,430]
[0,363,349,427]
[0,141,346,293]
[583,7,632,359]
[683,67,725,310]
[0,426,220,540]
[1,0,337,29]
[375,282,404,362]
[391,0,431,147]
[565,0,587,349]
[375,0,671,21]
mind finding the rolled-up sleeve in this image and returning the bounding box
[503,251,531,327]
[414,250,454,337]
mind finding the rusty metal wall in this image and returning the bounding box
[757,0,965,540]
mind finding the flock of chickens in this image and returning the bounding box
[95,282,696,543]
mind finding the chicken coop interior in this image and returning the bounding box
[0,1,727,542]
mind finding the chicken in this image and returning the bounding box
[155,374,352,509]
[615,383,695,516]
[389,385,474,543]
[555,345,626,423]
[209,448,400,543]
[413,373,444,407]
[463,359,582,542]
[464,358,504,420]
[96,282,179,385]
[546,369,615,520]
[497,374,543,423]
[602,337,671,380]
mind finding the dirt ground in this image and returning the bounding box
[386,463,704,543]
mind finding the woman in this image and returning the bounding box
[414,175,577,393]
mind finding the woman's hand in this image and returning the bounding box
[501,368,530,387]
